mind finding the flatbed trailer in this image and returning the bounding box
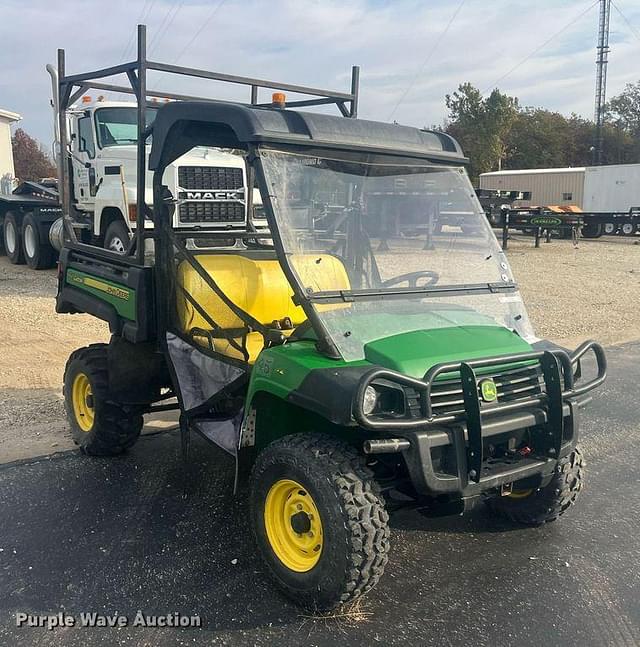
[581,209,640,238]
[0,181,62,268]
[500,205,640,249]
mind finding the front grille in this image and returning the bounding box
[407,364,544,419]
[178,166,244,190]
[178,202,245,223]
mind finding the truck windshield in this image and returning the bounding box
[259,149,536,361]
[94,107,158,147]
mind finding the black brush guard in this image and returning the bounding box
[354,341,606,497]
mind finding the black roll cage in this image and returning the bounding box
[55,23,360,266]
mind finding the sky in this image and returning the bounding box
[1,0,640,147]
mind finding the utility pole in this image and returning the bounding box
[593,0,611,166]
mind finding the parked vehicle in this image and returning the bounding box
[480,165,640,238]
[0,180,62,268]
[57,26,606,610]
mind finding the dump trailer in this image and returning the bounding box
[55,25,607,611]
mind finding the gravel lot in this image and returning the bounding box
[0,234,638,463]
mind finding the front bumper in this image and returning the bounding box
[354,341,606,498]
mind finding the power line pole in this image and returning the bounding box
[593,0,611,166]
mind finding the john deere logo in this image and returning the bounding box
[530,216,562,226]
[479,378,498,402]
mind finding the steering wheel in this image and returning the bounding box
[381,270,440,289]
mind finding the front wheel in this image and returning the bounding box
[487,447,585,526]
[250,433,390,610]
[63,344,143,455]
[104,220,131,255]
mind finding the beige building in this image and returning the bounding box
[0,108,21,183]
[479,167,586,208]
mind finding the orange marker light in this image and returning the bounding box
[272,92,286,108]
[81,95,92,103]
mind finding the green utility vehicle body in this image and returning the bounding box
[55,26,607,609]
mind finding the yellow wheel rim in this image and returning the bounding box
[72,372,95,432]
[264,479,323,572]
[507,488,534,499]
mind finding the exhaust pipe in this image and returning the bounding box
[363,438,411,454]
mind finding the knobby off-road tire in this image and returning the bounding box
[488,447,585,526]
[250,433,390,610]
[63,344,143,456]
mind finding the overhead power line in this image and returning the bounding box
[482,0,599,94]
[387,0,466,121]
[611,0,640,43]
[151,0,228,91]
[171,0,228,66]
[148,0,187,57]
[120,0,156,61]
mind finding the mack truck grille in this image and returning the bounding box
[407,363,544,418]
[178,166,243,190]
[178,202,245,223]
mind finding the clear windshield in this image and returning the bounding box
[94,107,158,147]
[260,149,536,361]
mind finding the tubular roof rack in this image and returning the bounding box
[54,24,360,264]
[57,25,359,117]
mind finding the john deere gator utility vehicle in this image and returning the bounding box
[56,27,607,610]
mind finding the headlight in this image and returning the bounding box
[361,383,405,417]
[363,386,378,415]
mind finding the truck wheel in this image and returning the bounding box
[63,344,143,455]
[581,222,602,238]
[250,433,390,610]
[487,447,585,526]
[3,212,24,264]
[22,213,56,269]
[104,220,130,255]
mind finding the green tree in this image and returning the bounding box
[444,83,518,179]
[607,81,640,135]
[11,128,56,182]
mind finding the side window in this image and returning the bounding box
[77,116,95,158]
[562,192,573,201]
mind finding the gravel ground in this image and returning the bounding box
[505,234,640,347]
[0,234,637,463]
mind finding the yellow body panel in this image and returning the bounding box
[176,253,350,363]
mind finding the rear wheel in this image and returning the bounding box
[250,433,390,610]
[487,447,585,526]
[3,212,24,264]
[104,220,130,255]
[63,344,143,455]
[22,213,56,269]
[581,222,603,238]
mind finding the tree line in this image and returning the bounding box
[8,80,640,186]
[442,80,640,181]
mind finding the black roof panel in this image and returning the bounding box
[149,100,466,169]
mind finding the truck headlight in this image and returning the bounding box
[363,386,378,415]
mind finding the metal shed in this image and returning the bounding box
[479,167,586,208]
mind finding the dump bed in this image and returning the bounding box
[56,247,155,343]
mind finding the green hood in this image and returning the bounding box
[363,325,532,378]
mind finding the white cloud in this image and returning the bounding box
[1,0,639,145]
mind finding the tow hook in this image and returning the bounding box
[501,482,513,496]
